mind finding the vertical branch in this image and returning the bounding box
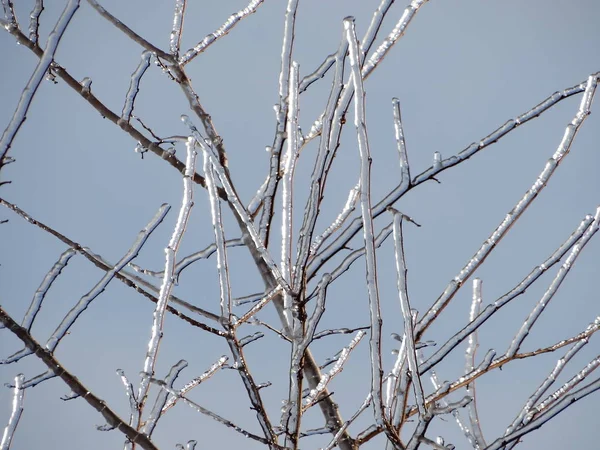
[281,60,300,326]
[203,138,232,321]
[390,209,425,417]
[0,374,24,450]
[137,141,197,408]
[28,0,44,44]
[120,51,152,126]
[0,0,79,167]
[344,16,388,433]
[282,63,302,447]
[170,0,186,56]
[391,98,410,189]
[182,116,291,293]
[295,27,348,281]
[465,278,486,448]
[259,0,299,245]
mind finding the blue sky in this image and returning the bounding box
[1,1,599,449]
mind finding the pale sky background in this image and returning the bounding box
[1,1,599,449]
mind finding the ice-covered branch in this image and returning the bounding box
[116,370,137,427]
[203,137,232,321]
[0,0,79,167]
[28,0,43,44]
[486,377,600,450]
[417,73,599,338]
[303,330,366,410]
[323,393,372,450]
[86,0,173,61]
[137,142,197,405]
[390,208,425,417]
[120,51,152,126]
[1,249,76,364]
[346,17,388,429]
[0,374,24,450]
[169,0,186,55]
[179,0,265,65]
[142,360,187,437]
[307,76,592,279]
[506,208,600,357]
[464,278,486,448]
[1,0,16,26]
[257,0,299,246]
[46,204,171,354]
[420,209,598,374]
[295,27,348,281]
[506,316,600,437]
[0,307,159,450]
[182,116,291,294]
[149,376,281,448]
[162,356,228,413]
[281,60,300,331]
[129,238,244,283]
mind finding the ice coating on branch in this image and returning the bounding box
[120,51,152,126]
[28,0,44,43]
[179,0,265,65]
[202,136,232,320]
[433,151,442,170]
[304,330,365,408]
[0,373,24,450]
[0,0,79,163]
[182,115,291,294]
[138,145,196,403]
[80,77,92,95]
[46,204,171,354]
[170,0,185,54]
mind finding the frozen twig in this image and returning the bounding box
[46,204,171,354]
[0,307,159,450]
[258,0,299,246]
[417,73,599,338]
[420,208,599,374]
[179,0,265,65]
[505,316,600,438]
[0,0,79,167]
[28,0,43,44]
[129,238,244,283]
[120,51,152,126]
[116,370,137,427]
[307,76,592,279]
[486,377,600,450]
[203,137,232,321]
[149,377,282,448]
[296,27,348,278]
[346,17,389,433]
[323,393,372,450]
[1,0,16,26]
[235,287,283,326]
[281,60,300,330]
[169,0,186,55]
[86,0,173,61]
[303,330,366,410]
[137,141,196,405]
[162,356,228,413]
[182,116,291,294]
[464,278,486,448]
[390,208,425,417]
[142,360,187,437]
[0,374,24,450]
[1,249,76,364]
